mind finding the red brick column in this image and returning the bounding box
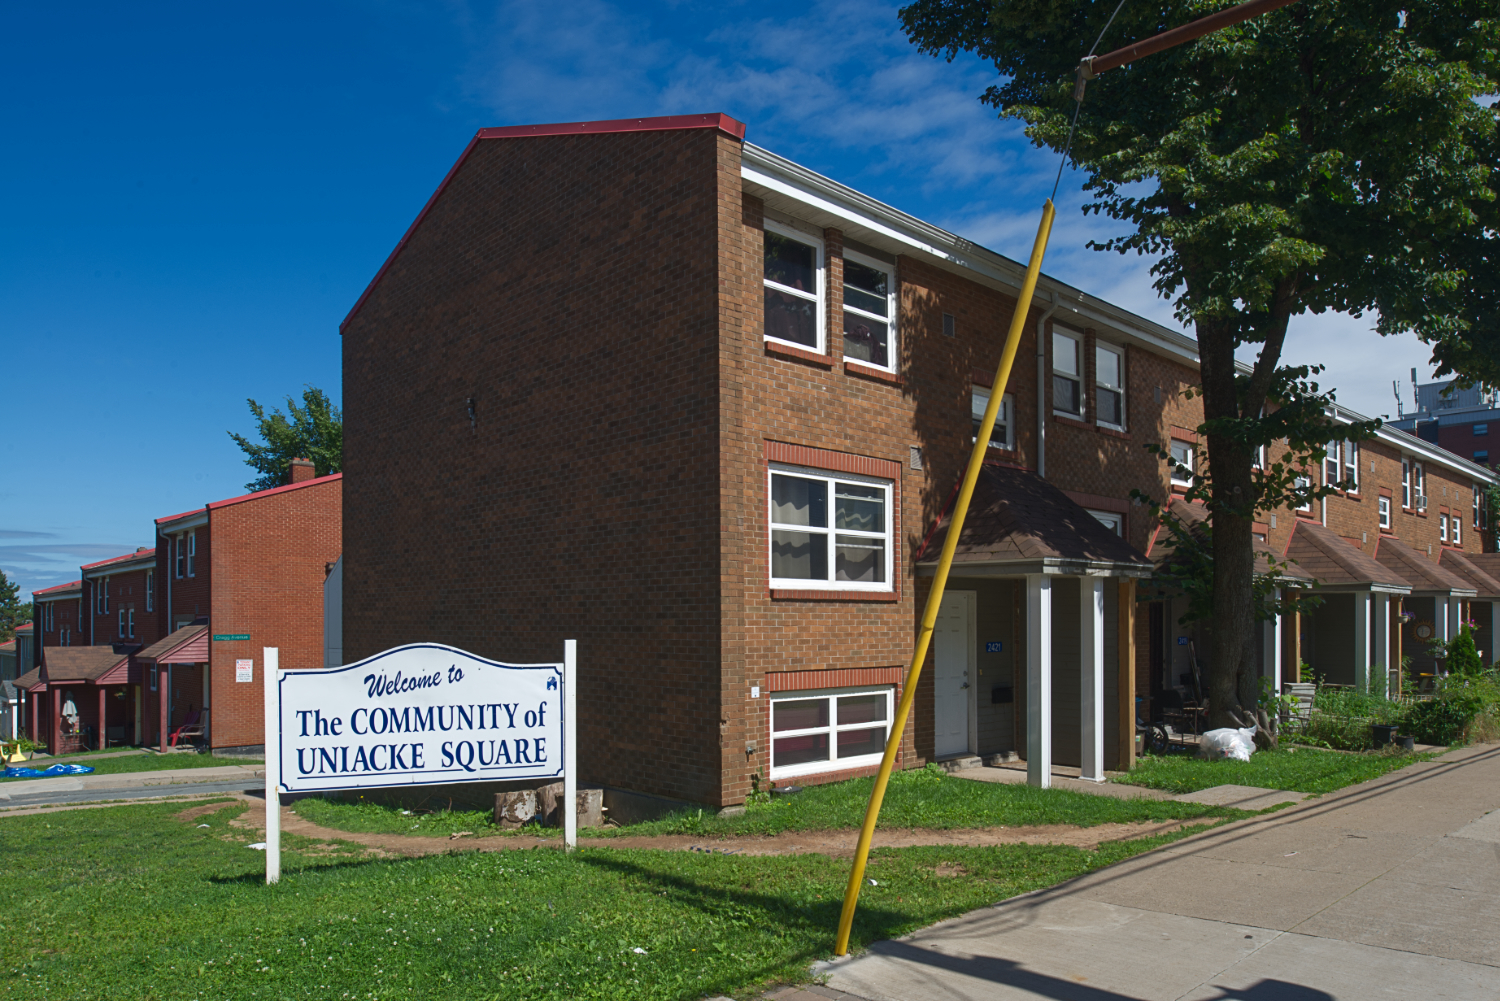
[54,692,63,754]
[98,687,108,750]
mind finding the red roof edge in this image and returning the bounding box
[33,580,82,596]
[80,548,157,571]
[156,472,342,527]
[338,113,746,334]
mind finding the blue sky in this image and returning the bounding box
[1,0,1438,598]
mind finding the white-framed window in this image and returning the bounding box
[1441,514,1449,542]
[1295,474,1313,513]
[127,608,135,638]
[1378,496,1391,529]
[187,531,196,577]
[1324,441,1341,488]
[842,252,895,371]
[45,602,55,631]
[77,598,84,630]
[98,578,109,615]
[146,571,154,612]
[175,535,185,578]
[150,666,158,692]
[1169,440,1194,487]
[1095,342,1124,428]
[763,221,824,352]
[1343,440,1358,493]
[1414,463,1426,509]
[769,686,893,779]
[971,387,1015,450]
[61,627,69,647]
[1402,459,1411,509]
[117,608,125,639]
[769,465,892,591]
[1089,510,1124,536]
[1452,516,1461,546]
[1052,329,1083,416]
[1475,485,1482,528]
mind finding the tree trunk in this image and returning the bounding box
[1196,318,1259,729]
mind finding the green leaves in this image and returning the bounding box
[0,570,28,642]
[227,386,343,492]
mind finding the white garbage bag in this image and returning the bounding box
[1199,726,1257,762]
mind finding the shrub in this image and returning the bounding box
[1446,625,1484,677]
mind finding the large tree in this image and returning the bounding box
[228,386,343,492]
[900,1,1499,725]
[0,569,31,642]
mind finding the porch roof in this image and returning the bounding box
[15,667,44,692]
[1437,549,1500,600]
[1152,500,1316,584]
[136,624,209,665]
[1372,537,1477,597]
[1455,552,1500,588]
[1284,521,1411,592]
[916,464,1153,577]
[41,646,132,685]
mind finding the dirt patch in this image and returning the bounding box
[932,862,968,877]
[173,800,241,823]
[215,800,1191,859]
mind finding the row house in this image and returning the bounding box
[337,113,1498,810]
[21,460,341,754]
[338,112,1214,809]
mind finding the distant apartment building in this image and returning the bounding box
[33,580,84,649]
[1388,376,1500,470]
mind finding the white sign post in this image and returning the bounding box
[263,646,281,884]
[263,641,576,883]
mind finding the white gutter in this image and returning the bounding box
[1036,292,1058,478]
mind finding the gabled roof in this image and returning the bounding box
[1151,500,1316,583]
[340,114,748,333]
[42,646,131,684]
[137,624,209,664]
[1438,549,1500,599]
[917,464,1152,574]
[15,622,32,635]
[156,473,343,529]
[1285,521,1411,591]
[0,639,15,654]
[15,667,44,691]
[33,580,82,598]
[81,547,156,573]
[1373,537,1476,596]
[1458,552,1500,585]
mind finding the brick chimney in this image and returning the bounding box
[289,457,316,484]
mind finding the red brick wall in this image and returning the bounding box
[342,128,730,803]
[208,476,342,749]
[157,527,212,633]
[35,592,83,648]
[84,567,158,646]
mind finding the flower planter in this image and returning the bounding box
[1371,724,1398,748]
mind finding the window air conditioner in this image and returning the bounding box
[1416,495,1428,511]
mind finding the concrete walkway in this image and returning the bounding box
[0,763,264,808]
[816,743,1500,1000]
[951,763,1308,811]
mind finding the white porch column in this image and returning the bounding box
[1435,596,1451,645]
[1448,596,1463,641]
[1352,591,1370,692]
[1372,592,1390,695]
[1026,574,1053,789]
[1080,577,1105,783]
[1262,588,1282,693]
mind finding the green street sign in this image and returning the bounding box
[213,634,251,642]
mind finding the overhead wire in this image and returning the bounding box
[1052,0,1129,201]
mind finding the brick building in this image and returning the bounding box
[32,580,84,650]
[338,112,1237,810]
[81,548,160,648]
[1388,378,1500,470]
[146,461,342,752]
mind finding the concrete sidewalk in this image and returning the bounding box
[0,763,265,803]
[818,743,1500,1000]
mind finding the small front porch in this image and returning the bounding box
[136,624,212,751]
[917,465,1152,787]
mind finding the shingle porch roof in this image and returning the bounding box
[917,464,1152,576]
[1373,537,1477,596]
[136,624,209,664]
[41,646,132,685]
[1151,500,1316,584]
[1284,521,1410,591]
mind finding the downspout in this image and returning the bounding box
[165,533,173,631]
[89,580,95,646]
[1036,291,1059,478]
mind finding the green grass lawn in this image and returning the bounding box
[1114,746,1438,795]
[0,797,1215,1000]
[1,752,259,782]
[291,764,1236,840]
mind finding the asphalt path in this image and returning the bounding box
[0,777,264,809]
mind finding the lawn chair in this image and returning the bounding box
[169,709,207,748]
[1282,682,1315,730]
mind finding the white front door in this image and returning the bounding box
[934,591,974,758]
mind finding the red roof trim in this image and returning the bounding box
[33,580,82,596]
[156,473,342,527]
[475,113,746,141]
[339,113,745,334]
[80,548,156,571]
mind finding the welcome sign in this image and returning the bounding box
[272,643,565,794]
